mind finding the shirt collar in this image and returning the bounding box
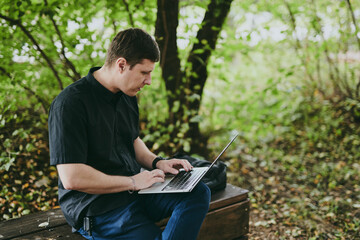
[86,67,124,103]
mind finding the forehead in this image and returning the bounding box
[132,59,155,72]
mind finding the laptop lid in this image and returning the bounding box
[138,133,238,194]
[206,133,238,172]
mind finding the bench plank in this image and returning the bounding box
[0,209,67,239]
[11,225,82,240]
[209,184,248,211]
[0,184,249,240]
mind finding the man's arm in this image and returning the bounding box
[133,137,158,170]
[133,137,193,174]
[57,163,165,194]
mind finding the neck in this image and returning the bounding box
[93,66,120,93]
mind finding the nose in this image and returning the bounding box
[144,74,151,85]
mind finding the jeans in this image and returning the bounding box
[78,182,211,240]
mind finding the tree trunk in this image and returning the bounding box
[155,0,233,155]
[155,0,184,126]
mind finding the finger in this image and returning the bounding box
[152,176,165,184]
[184,160,193,170]
[156,169,165,178]
[171,159,188,168]
[159,161,180,174]
[179,159,192,171]
[165,166,179,175]
[151,169,165,178]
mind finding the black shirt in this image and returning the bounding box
[48,67,141,229]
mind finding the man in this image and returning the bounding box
[48,28,211,239]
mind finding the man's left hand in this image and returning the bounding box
[156,159,193,175]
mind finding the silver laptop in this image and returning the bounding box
[138,134,238,194]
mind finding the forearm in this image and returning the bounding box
[133,137,157,169]
[57,163,134,194]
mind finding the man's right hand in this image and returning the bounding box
[57,163,165,194]
[132,169,165,190]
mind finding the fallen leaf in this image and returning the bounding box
[38,221,49,228]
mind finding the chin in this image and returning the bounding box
[125,91,137,97]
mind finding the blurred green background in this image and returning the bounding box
[1,0,360,239]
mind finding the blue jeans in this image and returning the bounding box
[78,182,211,240]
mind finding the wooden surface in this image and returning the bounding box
[0,209,69,240]
[0,184,249,240]
[198,200,250,240]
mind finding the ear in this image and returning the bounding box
[115,57,127,72]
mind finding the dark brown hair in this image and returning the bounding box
[105,28,160,68]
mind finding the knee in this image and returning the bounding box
[193,182,211,208]
[200,182,211,200]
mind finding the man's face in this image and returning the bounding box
[120,59,155,96]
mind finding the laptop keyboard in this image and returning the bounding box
[162,169,202,191]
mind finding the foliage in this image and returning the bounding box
[0,0,231,217]
[201,1,360,238]
[0,97,57,220]
[225,93,360,239]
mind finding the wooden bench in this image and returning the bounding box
[0,184,249,240]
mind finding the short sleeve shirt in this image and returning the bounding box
[48,67,141,229]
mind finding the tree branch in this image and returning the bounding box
[284,0,316,84]
[187,0,233,100]
[0,67,49,113]
[345,0,360,98]
[134,0,145,10]
[112,20,117,34]
[310,0,343,98]
[346,0,360,51]
[122,0,135,27]
[0,13,64,90]
[43,0,81,81]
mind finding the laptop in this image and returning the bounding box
[138,134,238,194]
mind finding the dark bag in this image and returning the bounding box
[172,152,227,193]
